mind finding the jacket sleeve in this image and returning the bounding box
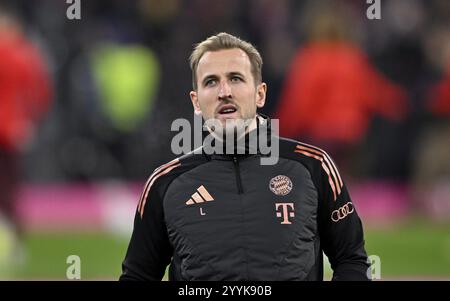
[119,177,173,281]
[317,163,371,281]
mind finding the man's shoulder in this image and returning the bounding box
[147,148,209,184]
[278,137,344,200]
[278,136,334,165]
[137,149,209,217]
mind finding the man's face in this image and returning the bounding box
[190,48,266,127]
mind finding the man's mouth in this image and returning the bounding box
[217,104,238,115]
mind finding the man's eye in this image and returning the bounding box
[205,79,217,86]
[231,76,242,83]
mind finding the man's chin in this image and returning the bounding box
[216,113,240,124]
[220,117,254,127]
[205,116,255,137]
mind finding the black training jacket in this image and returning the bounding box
[120,116,370,281]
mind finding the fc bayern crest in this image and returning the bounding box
[269,175,293,196]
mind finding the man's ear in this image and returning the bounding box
[256,82,267,108]
[190,90,202,115]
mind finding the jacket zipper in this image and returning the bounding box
[233,156,247,278]
[233,156,244,194]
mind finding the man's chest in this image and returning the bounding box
[163,158,319,246]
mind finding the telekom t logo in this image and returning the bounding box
[275,203,295,224]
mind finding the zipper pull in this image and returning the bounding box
[232,156,244,194]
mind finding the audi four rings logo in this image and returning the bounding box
[331,202,354,222]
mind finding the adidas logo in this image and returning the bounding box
[186,185,214,205]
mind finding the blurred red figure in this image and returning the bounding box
[429,62,450,116]
[275,41,407,146]
[411,62,450,220]
[0,13,52,239]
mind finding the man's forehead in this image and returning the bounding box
[197,48,251,77]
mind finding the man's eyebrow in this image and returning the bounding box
[227,71,245,77]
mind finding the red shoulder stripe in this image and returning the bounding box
[138,159,181,218]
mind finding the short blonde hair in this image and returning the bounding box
[189,32,263,90]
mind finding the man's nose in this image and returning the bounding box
[218,81,232,100]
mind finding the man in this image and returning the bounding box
[120,32,370,281]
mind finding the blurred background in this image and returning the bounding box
[0,0,449,280]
